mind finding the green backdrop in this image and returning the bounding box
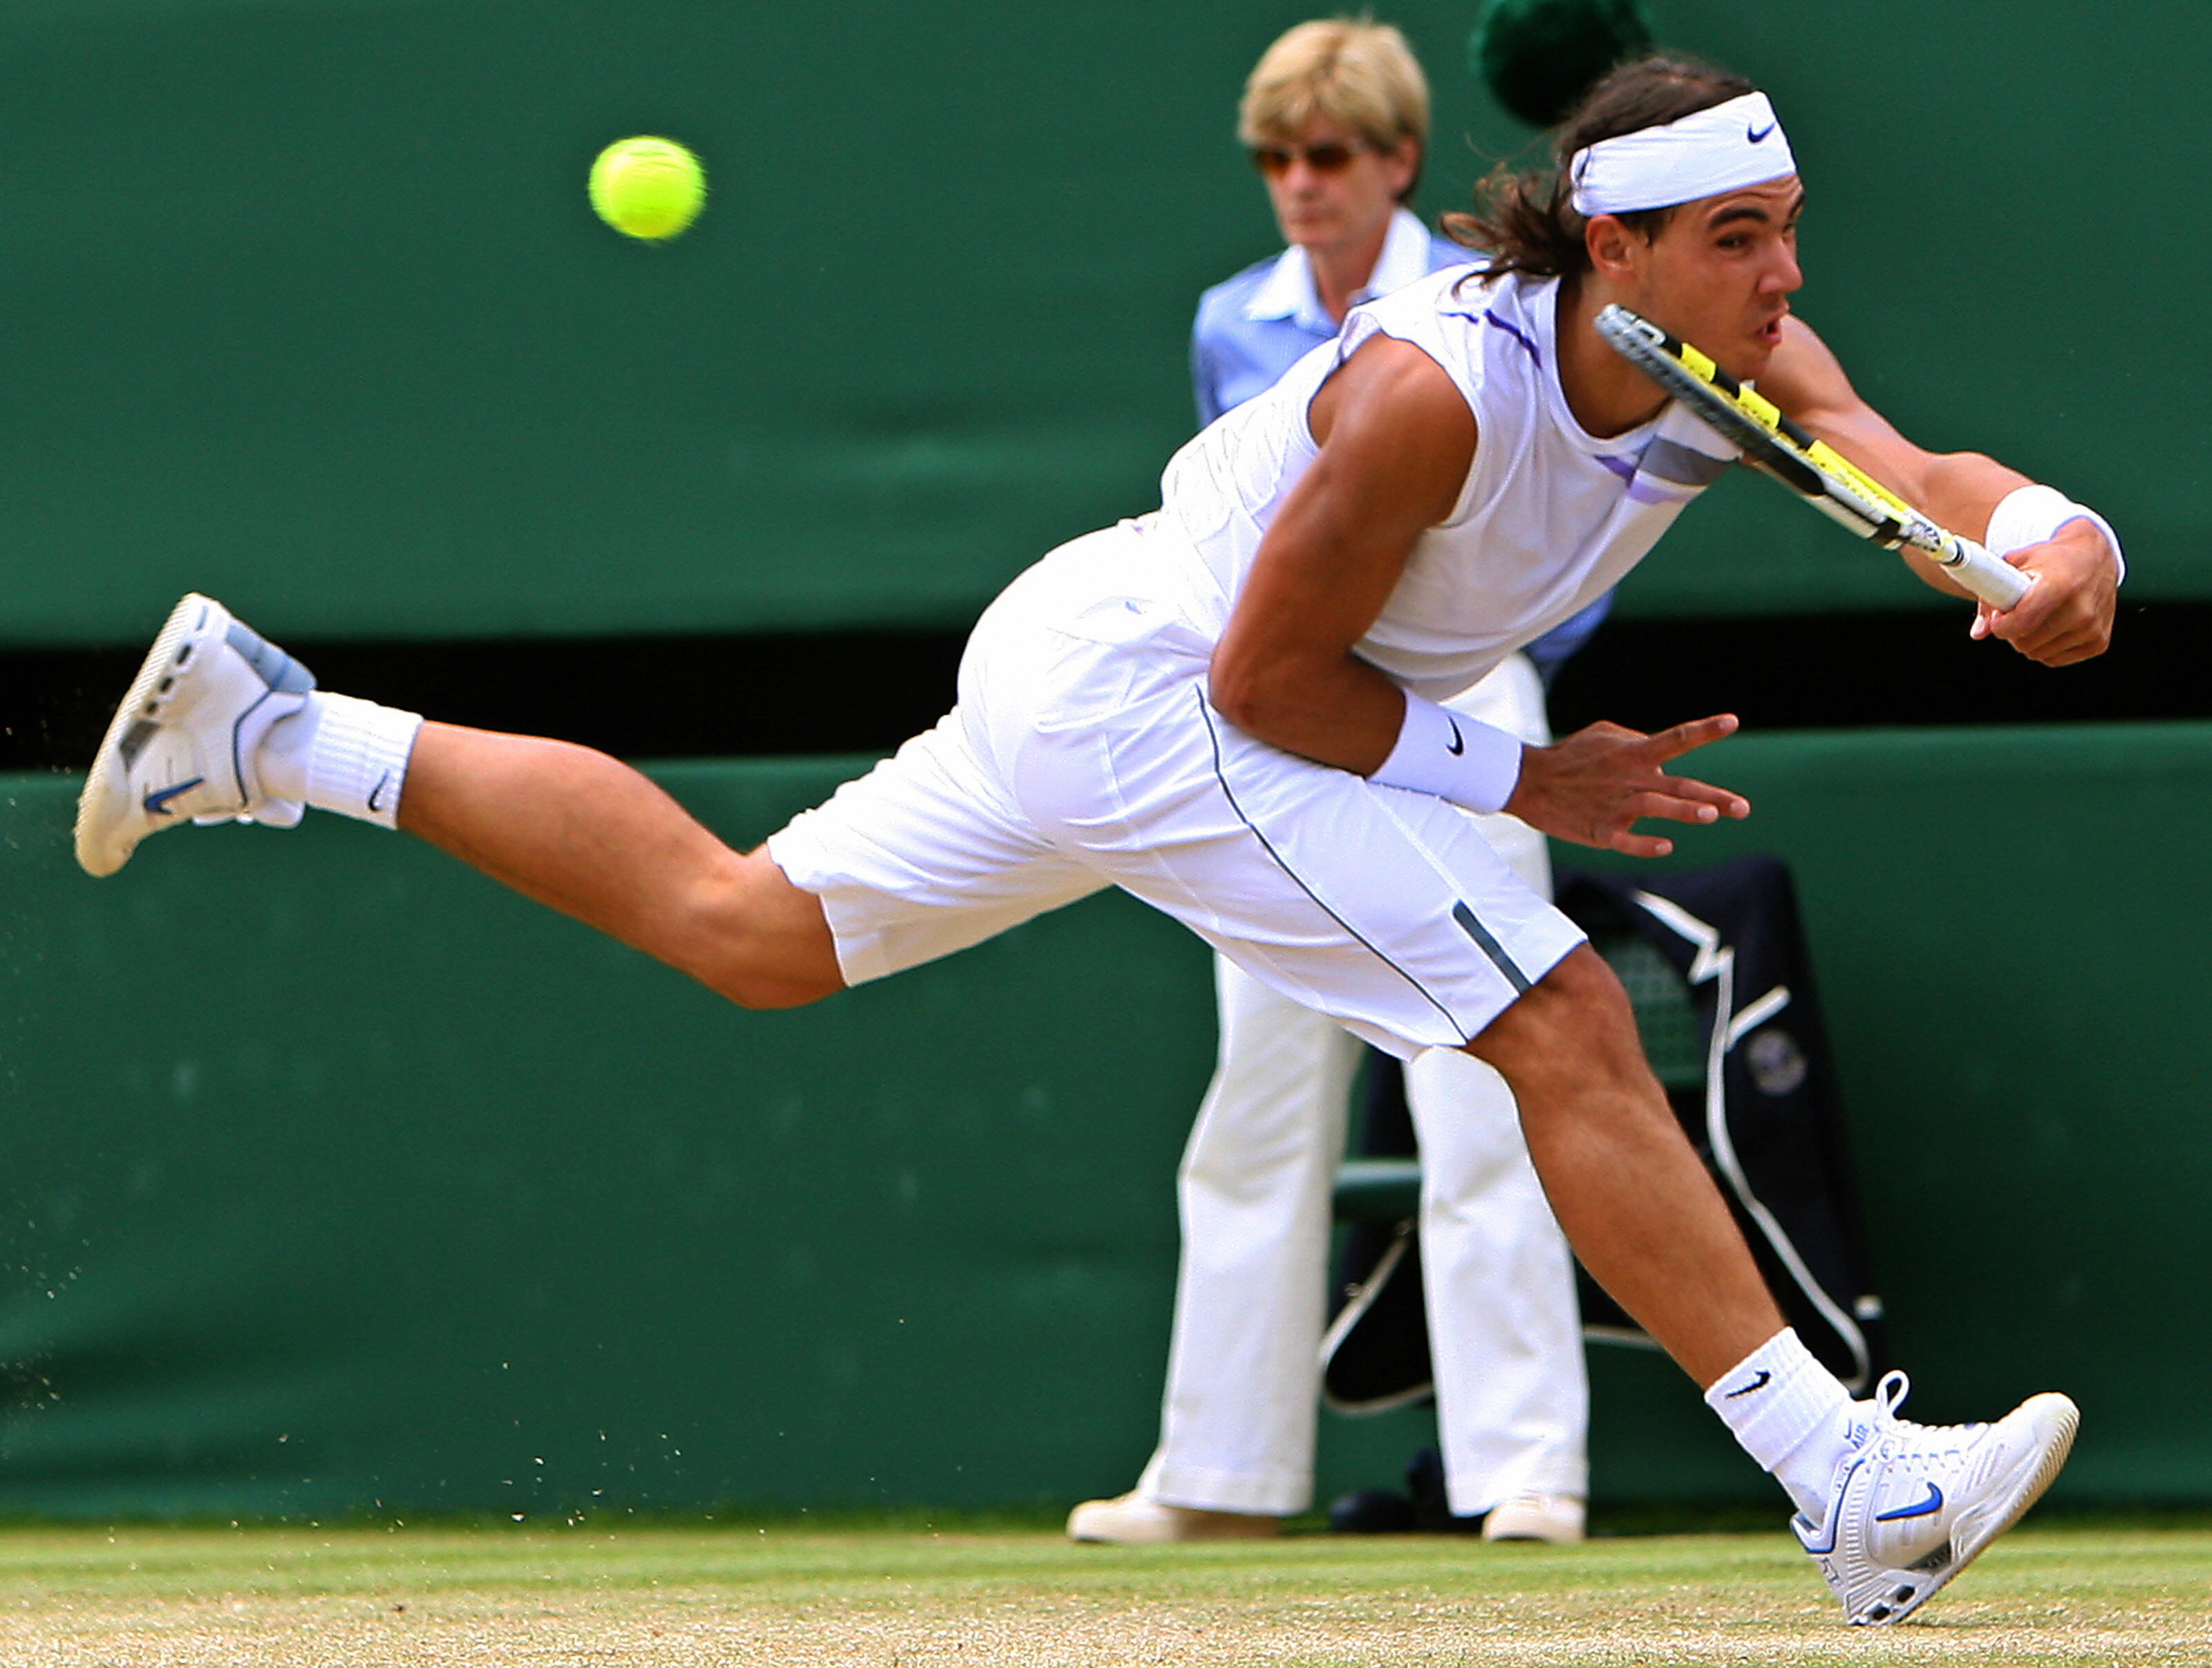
[1,724,2206,1516]
[0,0,2201,647]
[0,0,2205,1523]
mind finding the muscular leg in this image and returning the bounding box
[1468,944,1781,1388]
[399,722,845,1011]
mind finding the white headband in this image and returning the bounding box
[1568,92,1797,216]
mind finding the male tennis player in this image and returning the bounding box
[76,56,2119,1624]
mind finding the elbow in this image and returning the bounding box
[1206,646,1277,737]
[1924,449,2009,518]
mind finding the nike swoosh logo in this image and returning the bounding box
[1445,719,1465,757]
[1722,1369,1772,1398]
[366,770,391,814]
[142,778,203,816]
[1875,1483,1944,1521]
[1747,122,1777,143]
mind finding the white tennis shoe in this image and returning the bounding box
[1065,1492,1280,1544]
[1481,1492,1586,1544]
[1797,1370,2077,1625]
[75,593,315,877]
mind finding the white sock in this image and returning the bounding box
[259,692,424,830]
[1705,1328,1859,1525]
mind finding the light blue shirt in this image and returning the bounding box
[1189,207,1611,682]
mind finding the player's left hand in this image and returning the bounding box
[1971,518,2117,666]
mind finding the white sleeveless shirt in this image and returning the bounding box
[1138,267,1736,702]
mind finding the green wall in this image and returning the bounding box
[0,761,1212,1518]
[0,0,2202,647]
[1,724,2207,1515]
[0,0,2204,1521]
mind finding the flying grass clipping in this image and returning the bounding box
[588,136,706,242]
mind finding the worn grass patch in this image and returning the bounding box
[0,1517,2202,1665]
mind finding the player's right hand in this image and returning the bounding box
[1970,518,2117,666]
[1507,714,1750,858]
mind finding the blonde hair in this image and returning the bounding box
[1237,17,1431,155]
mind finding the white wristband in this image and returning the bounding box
[1371,693,1522,813]
[1985,484,2125,585]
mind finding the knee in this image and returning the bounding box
[679,849,846,1010]
[1465,944,1652,1102]
[718,968,840,1012]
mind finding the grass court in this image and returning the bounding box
[0,1513,2203,1665]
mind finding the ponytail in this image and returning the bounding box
[1446,55,1755,281]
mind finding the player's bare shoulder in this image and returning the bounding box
[1309,332,1473,446]
[1306,334,1478,531]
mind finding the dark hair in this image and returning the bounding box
[1445,55,1756,281]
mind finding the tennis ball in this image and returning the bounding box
[588,136,706,241]
[1470,0,1655,129]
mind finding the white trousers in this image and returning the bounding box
[1138,655,1589,1517]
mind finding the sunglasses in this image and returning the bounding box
[1249,140,1370,178]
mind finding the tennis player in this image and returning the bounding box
[77,56,2119,1624]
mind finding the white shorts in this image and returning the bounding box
[767,525,1586,1057]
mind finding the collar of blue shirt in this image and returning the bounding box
[1240,206,1438,335]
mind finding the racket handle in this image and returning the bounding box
[1933,533,2033,610]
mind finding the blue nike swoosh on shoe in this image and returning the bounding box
[143,778,204,816]
[1874,1483,1944,1521]
[1747,122,1777,142]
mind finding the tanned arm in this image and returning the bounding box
[1760,317,2117,666]
[1208,335,1473,772]
[1210,332,1749,859]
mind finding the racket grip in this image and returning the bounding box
[1937,534,2033,610]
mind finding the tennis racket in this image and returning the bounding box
[1595,304,2032,610]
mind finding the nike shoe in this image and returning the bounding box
[75,593,315,878]
[1796,1370,2078,1625]
[1065,1492,1280,1544]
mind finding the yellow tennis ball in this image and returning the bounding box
[588,137,706,241]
